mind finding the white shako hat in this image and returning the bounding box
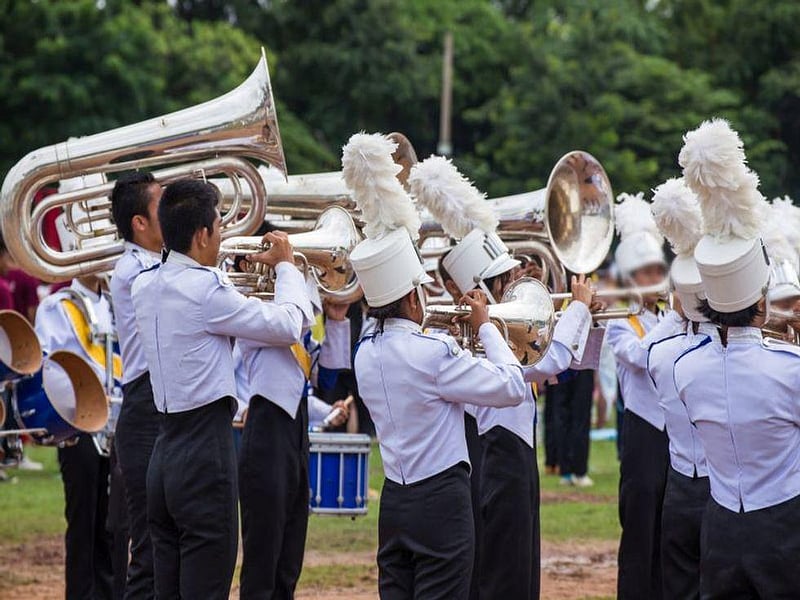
[762,199,800,303]
[613,192,665,278]
[407,155,518,302]
[342,132,431,308]
[651,177,707,322]
[679,118,770,313]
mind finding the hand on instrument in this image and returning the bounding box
[248,231,294,267]
[571,274,594,307]
[460,290,490,331]
[589,300,607,314]
[323,299,350,321]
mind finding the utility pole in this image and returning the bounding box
[437,31,453,157]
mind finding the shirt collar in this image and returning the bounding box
[726,326,763,344]
[124,241,161,261]
[166,251,201,269]
[70,279,102,302]
[382,317,422,333]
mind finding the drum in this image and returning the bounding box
[0,309,42,382]
[13,350,108,445]
[308,432,371,516]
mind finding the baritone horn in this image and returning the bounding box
[219,206,363,303]
[423,278,555,366]
[0,48,285,282]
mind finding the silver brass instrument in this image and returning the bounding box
[551,280,672,320]
[420,151,614,293]
[0,49,285,282]
[423,278,555,366]
[219,206,363,303]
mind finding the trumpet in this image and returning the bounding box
[551,281,673,320]
[0,49,285,282]
[423,278,555,366]
[219,206,363,303]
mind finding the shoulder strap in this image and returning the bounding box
[60,299,122,379]
[628,315,646,339]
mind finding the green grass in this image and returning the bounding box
[298,563,377,589]
[0,438,621,550]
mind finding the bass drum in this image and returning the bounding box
[13,350,108,446]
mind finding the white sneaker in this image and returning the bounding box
[572,475,594,487]
[17,456,43,471]
[559,475,574,486]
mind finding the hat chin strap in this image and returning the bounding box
[477,279,498,305]
[415,284,427,314]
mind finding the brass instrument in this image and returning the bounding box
[420,151,614,293]
[0,49,285,282]
[551,280,672,321]
[219,206,363,303]
[423,278,555,366]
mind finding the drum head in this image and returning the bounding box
[0,310,42,376]
[46,351,108,433]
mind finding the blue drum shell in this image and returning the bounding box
[308,433,371,516]
[14,370,78,445]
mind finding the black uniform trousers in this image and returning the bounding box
[661,468,709,600]
[147,397,238,600]
[464,413,483,600]
[700,493,800,599]
[114,371,160,600]
[478,425,540,600]
[551,369,594,477]
[617,409,669,600]
[378,462,474,600]
[107,443,129,600]
[239,395,309,599]
[57,433,114,600]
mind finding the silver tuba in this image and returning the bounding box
[423,278,555,366]
[219,206,363,303]
[0,48,285,282]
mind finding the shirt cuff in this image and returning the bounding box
[553,301,592,361]
[274,261,315,325]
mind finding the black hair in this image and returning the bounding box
[0,231,6,254]
[698,298,763,328]
[483,268,514,299]
[438,249,453,285]
[159,179,219,254]
[110,171,158,242]
[367,295,406,333]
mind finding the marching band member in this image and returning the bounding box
[607,192,684,600]
[36,271,118,600]
[108,171,163,600]
[236,276,349,599]
[409,155,600,600]
[132,178,310,599]
[344,132,528,600]
[647,177,711,599]
[674,119,800,598]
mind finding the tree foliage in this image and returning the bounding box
[0,0,797,199]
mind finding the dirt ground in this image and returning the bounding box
[0,536,617,599]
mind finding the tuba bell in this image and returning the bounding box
[0,49,285,282]
[422,277,555,366]
[219,206,363,303]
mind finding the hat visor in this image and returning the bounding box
[480,254,521,281]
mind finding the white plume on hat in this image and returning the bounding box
[407,155,497,239]
[650,178,704,256]
[678,118,765,240]
[771,196,800,259]
[762,201,797,264]
[615,192,663,245]
[341,132,421,241]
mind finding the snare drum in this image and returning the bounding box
[13,350,108,446]
[308,433,371,516]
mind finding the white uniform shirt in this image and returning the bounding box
[475,301,596,447]
[606,310,684,430]
[674,327,800,512]
[647,321,712,478]
[110,242,160,384]
[237,309,350,418]
[355,318,526,485]
[132,252,310,414]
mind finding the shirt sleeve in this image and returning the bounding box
[34,299,77,354]
[308,394,333,425]
[607,311,684,370]
[203,270,308,346]
[521,341,574,384]
[435,325,527,408]
[319,317,352,370]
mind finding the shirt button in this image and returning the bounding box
[572,343,579,351]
